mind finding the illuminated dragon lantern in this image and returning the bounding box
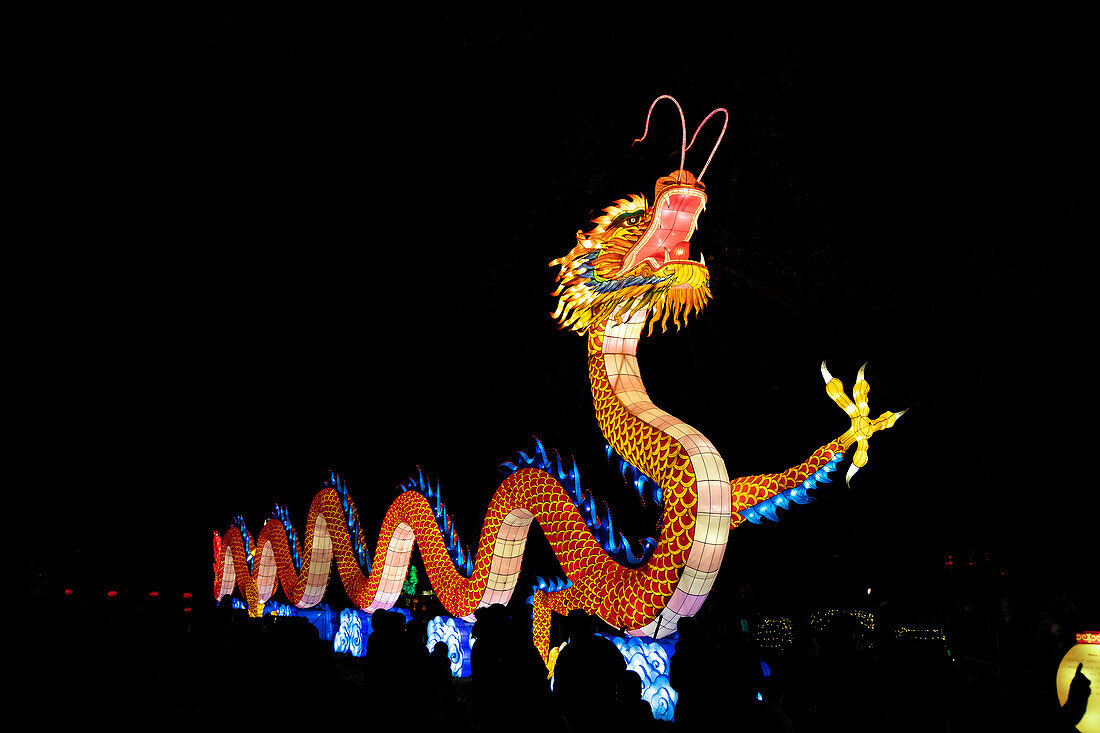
[212,96,903,664]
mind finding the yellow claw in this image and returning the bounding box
[821,361,904,485]
[821,360,858,418]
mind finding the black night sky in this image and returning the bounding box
[8,4,1093,619]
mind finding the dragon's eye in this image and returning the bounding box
[613,212,645,228]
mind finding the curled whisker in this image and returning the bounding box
[686,107,728,182]
[634,95,687,183]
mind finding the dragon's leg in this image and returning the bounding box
[729,442,845,528]
[533,589,553,666]
[533,583,595,669]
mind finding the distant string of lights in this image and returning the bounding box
[894,626,946,643]
[755,617,794,649]
[809,608,876,632]
[753,611,952,653]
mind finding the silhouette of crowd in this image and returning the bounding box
[11,562,1095,732]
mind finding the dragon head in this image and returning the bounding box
[550,97,726,337]
[550,169,711,336]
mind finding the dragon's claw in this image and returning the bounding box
[821,361,903,485]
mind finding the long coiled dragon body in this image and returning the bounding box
[212,98,901,663]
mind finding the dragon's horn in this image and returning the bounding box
[686,107,728,182]
[634,95,687,182]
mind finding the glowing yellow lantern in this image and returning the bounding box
[1057,631,1099,733]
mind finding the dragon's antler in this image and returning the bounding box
[822,361,905,485]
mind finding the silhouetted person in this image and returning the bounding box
[615,668,657,731]
[267,616,333,728]
[552,609,626,730]
[426,641,461,725]
[669,616,740,729]
[472,604,532,732]
[506,599,558,732]
[367,609,416,726]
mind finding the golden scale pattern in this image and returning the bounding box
[729,441,844,528]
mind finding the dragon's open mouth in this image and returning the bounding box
[616,186,707,282]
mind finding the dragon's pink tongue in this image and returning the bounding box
[669,241,690,260]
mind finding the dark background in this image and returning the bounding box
[7,3,1093,619]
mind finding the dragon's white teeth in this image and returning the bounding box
[699,252,705,266]
[663,249,671,263]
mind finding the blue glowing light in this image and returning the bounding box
[403,467,473,578]
[606,634,679,721]
[272,503,302,572]
[332,608,414,659]
[499,438,656,568]
[738,450,846,524]
[333,608,368,657]
[231,515,253,573]
[426,616,474,677]
[327,472,371,574]
[535,576,573,593]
